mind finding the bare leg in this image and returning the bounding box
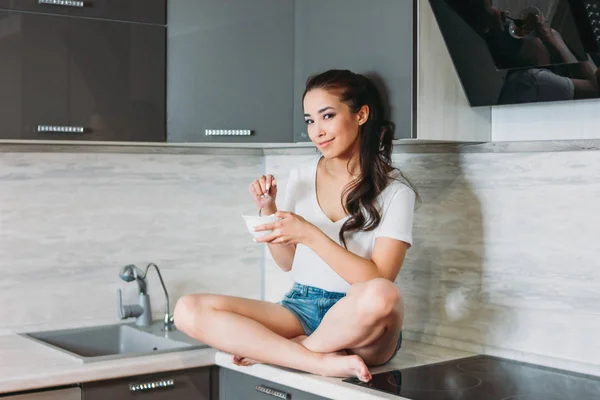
[301,278,404,366]
[174,294,372,381]
[233,334,351,367]
[233,335,310,366]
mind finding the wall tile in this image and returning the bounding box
[0,153,262,334]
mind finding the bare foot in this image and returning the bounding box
[232,355,260,367]
[318,353,371,382]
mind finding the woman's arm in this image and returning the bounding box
[256,215,409,281]
[533,17,599,98]
[305,228,409,283]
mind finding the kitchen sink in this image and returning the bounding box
[20,321,208,363]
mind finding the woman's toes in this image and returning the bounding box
[232,355,243,365]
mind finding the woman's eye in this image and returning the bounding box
[323,113,335,120]
[304,119,313,125]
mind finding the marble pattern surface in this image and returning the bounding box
[263,150,600,374]
[0,153,263,335]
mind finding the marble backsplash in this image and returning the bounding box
[263,150,600,375]
[0,152,263,335]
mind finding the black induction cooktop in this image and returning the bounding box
[343,355,600,399]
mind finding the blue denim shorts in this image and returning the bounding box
[278,282,403,364]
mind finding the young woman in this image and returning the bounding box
[174,69,417,382]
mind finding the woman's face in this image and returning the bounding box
[303,88,368,158]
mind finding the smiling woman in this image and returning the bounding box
[173,69,418,383]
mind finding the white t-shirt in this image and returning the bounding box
[279,156,416,293]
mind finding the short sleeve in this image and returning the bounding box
[374,185,416,246]
[278,167,298,213]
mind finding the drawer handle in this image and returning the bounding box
[37,125,86,133]
[129,378,174,392]
[38,0,85,7]
[255,384,291,399]
[205,129,252,136]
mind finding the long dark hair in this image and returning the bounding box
[303,69,418,248]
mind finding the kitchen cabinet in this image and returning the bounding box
[292,0,490,142]
[0,2,166,142]
[82,367,214,400]
[167,0,295,143]
[1,387,80,400]
[67,16,165,142]
[293,0,414,141]
[0,11,69,141]
[0,0,166,25]
[219,368,328,400]
[168,0,489,144]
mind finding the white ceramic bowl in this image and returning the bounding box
[241,214,277,239]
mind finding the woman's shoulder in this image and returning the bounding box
[383,170,415,197]
[377,171,417,211]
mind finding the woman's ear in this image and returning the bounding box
[357,105,370,126]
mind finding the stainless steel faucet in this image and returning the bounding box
[118,263,175,331]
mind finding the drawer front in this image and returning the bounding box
[4,387,80,400]
[0,0,166,24]
[219,368,329,400]
[82,368,211,400]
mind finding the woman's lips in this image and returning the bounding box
[318,138,334,147]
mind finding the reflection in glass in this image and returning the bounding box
[429,0,600,105]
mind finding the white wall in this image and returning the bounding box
[492,98,600,141]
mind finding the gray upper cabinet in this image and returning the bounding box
[0,2,166,142]
[293,0,414,142]
[167,0,295,143]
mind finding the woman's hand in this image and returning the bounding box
[254,211,318,245]
[533,15,557,44]
[249,174,277,213]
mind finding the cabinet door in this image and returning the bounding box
[82,367,211,400]
[68,0,166,25]
[0,11,69,140]
[0,0,71,17]
[293,0,414,141]
[67,17,166,142]
[167,0,295,143]
[3,387,80,400]
[219,368,329,400]
[0,0,166,25]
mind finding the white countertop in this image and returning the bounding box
[0,332,474,399]
[215,341,475,400]
[0,333,217,394]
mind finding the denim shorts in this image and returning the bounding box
[278,282,403,364]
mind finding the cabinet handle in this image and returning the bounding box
[129,378,175,392]
[205,129,252,136]
[38,0,85,7]
[37,125,86,133]
[255,384,291,399]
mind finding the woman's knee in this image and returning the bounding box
[173,294,216,332]
[354,278,402,323]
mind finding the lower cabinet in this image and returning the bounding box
[219,368,329,400]
[1,387,80,400]
[81,367,214,400]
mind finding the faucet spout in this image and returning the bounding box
[142,263,176,332]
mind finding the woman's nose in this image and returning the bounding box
[315,125,326,136]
